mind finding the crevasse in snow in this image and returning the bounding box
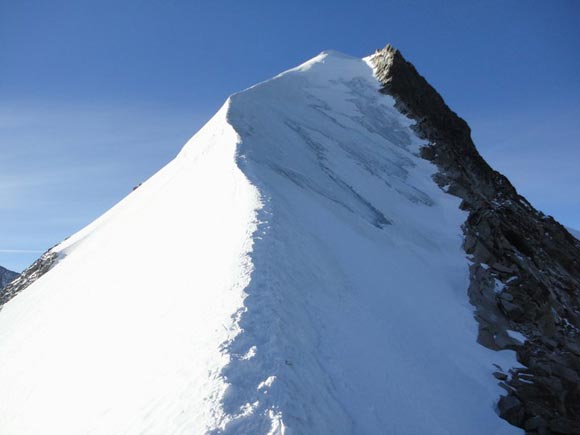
[0,51,521,434]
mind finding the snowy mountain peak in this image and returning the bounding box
[0,265,18,291]
[1,46,579,434]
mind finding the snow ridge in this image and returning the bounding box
[211,52,520,434]
[0,103,262,435]
[0,51,522,435]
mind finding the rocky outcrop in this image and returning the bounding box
[370,45,580,434]
[0,266,19,292]
[0,251,59,307]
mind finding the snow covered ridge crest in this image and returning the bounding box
[202,51,522,434]
[0,47,575,435]
[1,49,519,435]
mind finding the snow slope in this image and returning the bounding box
[0,51,521,434]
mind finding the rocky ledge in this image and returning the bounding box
[0,251,59,308]
[370,45,580,434]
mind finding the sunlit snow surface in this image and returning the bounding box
[0,52,521,434]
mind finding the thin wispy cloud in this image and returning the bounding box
[0,249,44,254]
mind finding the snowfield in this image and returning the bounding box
[0,51,522,434]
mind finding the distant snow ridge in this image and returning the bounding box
[0,51,521,434]
[0,265,18,291]
[567,226,580,240]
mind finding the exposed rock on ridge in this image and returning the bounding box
[370,44,580,434]
[0,251,58,307]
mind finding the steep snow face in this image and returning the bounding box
[217,51,521,434]
[0,52,521,435]
[0,104,262,434]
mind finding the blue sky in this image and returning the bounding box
[1,0,579,271]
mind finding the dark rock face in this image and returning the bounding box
[0,266,19,292]
[371,45,580,434]
[0,252,58,307]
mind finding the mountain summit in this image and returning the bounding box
[0,46,578,435]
